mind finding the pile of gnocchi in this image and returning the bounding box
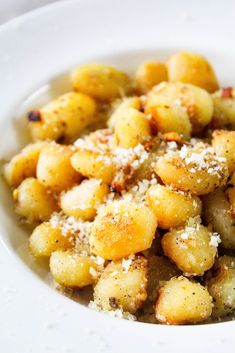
[4,51,235,325]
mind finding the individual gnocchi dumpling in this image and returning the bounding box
[135,61,168,94]
[145,96,192,139]
[203,188,235,250]
[93,257,147,313]
[155,276,213,324]
[155,143,228,195]
[146,184,201,229]
[29,222,75,257]
[114,108,151,148]
[3,141,47,188]
[162,222,218,275]
[37,143,81,193]
[212,130,235,174]
[90,201,157,260]
[207,256,235,318]
[71,149,117,184]
[60,179,109,221]
[167,51,219,93]
[107,97,141,129]
[28,92,96,142]
[71,64,132,101]
[50,250,98,287]
[13,178,58,222]
[145,82,213,133]
[211,87,235,129]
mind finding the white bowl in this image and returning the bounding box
[0,0,235,352]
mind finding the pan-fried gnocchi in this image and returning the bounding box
[203,188,235,250]
[93,257,147,313]
[134,61,168,94]
[107,96,141,129]
[212,130,235,173]
[4,141,47,188]
[114,108,151,148]
[162,221,218,276]
[146,184,201,228]
[155,143,228,195]
[50,250,98,288]
[37,142,81,192]
[207,256,235,318]
[71,149,117,183]
[145,93,192,139]
[90,201,157,260]
[71,64,132,101]
[28,92,96,142]
[60,179,109,221]
[29,222,75,257]
[155,276,213,324]
[13,177,58,222]
[4,51,235,325]
[167,51,219,93]
[211,87,235,128]
[145,82,213,134]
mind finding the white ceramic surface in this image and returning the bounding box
[0,0,61,25]
[0,0,235,352]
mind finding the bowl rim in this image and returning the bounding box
[0,0,235,351]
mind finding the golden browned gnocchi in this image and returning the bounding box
[207,256,235,318]
[155,276,213,324]
[203,188,235,250]
[71,149,117,184]
[4,141,47,188]
[155,143,228,195]
[212,130,235,173]
[162,222,218,275]
[211,87,235,129]
[145,82,213,133]
[114,108,151,148]
[5,51,235,325]
[28,92,96,142]
[146,184,201,229]
[167,51,219,93]
[145,93,192,139]
[50,250,99,288]
[90,201,157,259]
[13,177,58,222]
[135,61,168,94]
[37,142,81,192]
[93,257,147,313]
[71,64,131,101]
[29,222,75,257]
[107,96,141,129]
[60,179,109,221]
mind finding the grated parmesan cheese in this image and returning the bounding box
[122,258,133,273]
[209,233,221,247]
[177,143,227,177]
[49,212,93,255]
[113,144,149,170]
[88,300,136,321]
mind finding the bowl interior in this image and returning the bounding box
[0,47,235,315]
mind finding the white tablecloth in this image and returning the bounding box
[0,0,61,25]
